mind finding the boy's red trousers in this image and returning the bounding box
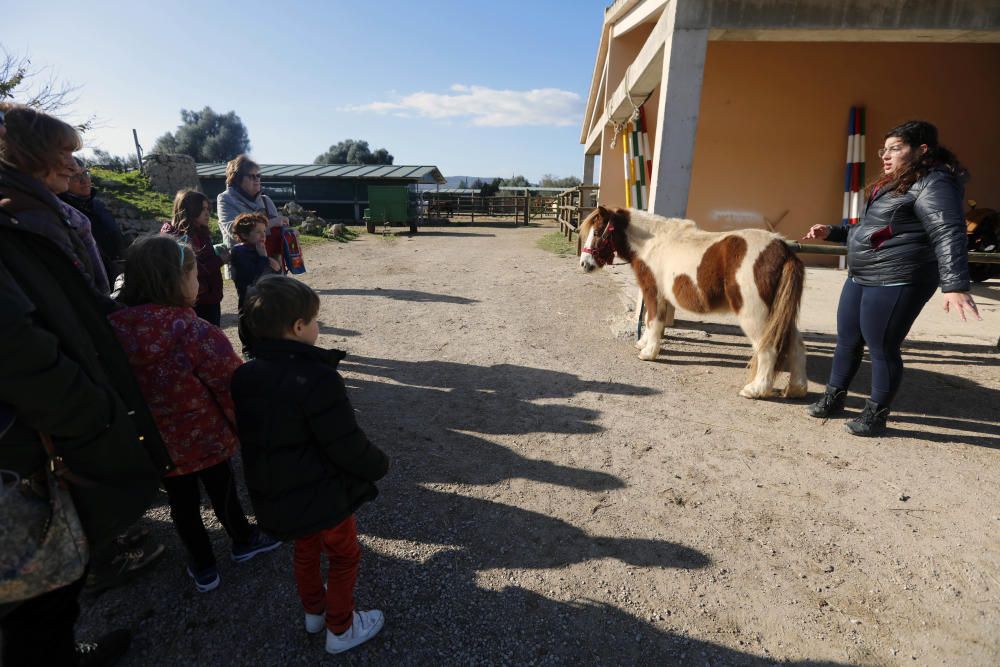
[293,515,360,634]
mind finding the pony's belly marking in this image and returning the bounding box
[672,274,709,313]
[669,236,748,314]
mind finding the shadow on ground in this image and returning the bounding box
[317,288,478,304]
[335,355,849,664]
[652,321,999,449]
[79,356,851,665]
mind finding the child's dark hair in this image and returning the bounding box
[233,212,268,240]
[118,234,196,307]
[171,189,209,235]
[240,275,320,345]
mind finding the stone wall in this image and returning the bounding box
[143,153,200,195]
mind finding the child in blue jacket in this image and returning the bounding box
[229,213,280,310]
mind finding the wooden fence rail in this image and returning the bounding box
[555,185,599,253]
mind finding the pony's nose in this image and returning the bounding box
[580,256,596,272]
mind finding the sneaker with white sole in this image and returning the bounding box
[305,611,325,634]
[231,528,282,563]
[186,565,220,593]
[325,610,384,654]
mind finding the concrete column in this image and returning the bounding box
[583,153,596,185]
[648,8,708,218]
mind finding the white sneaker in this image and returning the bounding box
[325,610,384,654]
[304,612,325,634]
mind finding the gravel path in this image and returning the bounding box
[78,222,1000,666]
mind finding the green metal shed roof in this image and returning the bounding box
[196,163,446,184]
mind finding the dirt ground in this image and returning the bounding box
[80,220,999,665]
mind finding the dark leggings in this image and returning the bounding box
[1,575,85,666]
[828,278,937,406]
[161,460,253,571]
[194,302,221,327]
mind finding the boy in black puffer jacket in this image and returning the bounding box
[232,275,389,655]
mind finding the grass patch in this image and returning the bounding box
[297,233,328,246]
[91,168,175,220]
[329,227,360,243]
[536,231,577,257]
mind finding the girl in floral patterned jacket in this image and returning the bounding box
[109,234,281,593]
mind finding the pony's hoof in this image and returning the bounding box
[638,348,659,361]
[739,384,768,399]
[783,384,808,399]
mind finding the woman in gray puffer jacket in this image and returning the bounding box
[803,120,981,436]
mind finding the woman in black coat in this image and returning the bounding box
[803,120,981,436]
[0,104,171,665]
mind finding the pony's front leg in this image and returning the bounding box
[638,297,669,361]
[635,293,650,349]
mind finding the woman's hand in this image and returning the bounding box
[268,258,282,272]
[942,292,982,322]
[803,224,831,241]
[269,215,290,229]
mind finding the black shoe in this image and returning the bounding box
[844,399,890,437]
[84,543,166,594]
[113,525,150,549]
[75,629,132,667]
[807,385,846,418]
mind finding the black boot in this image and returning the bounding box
[844,399,890,437]
[807,385,846,418]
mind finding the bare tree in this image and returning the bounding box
[0,46,93,131]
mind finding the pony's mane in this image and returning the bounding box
[625,209,698,237]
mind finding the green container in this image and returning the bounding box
[365,185,417,233]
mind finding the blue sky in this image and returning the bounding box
[4,1,607,182]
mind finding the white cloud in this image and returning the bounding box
[342,84,582,127]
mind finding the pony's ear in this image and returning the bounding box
[596,205,611,221]
[611,208,631,227]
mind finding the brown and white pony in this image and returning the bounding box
[579,206,807,399]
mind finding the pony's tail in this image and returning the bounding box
[748,248,805,379]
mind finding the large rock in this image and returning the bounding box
[120,219,164,245]
[143,154,200,195]
[299,214,330,236]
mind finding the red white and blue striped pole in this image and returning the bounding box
[841,106,865,268]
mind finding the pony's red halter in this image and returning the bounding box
[581,221,617,267]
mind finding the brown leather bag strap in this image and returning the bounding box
[38,433,97,488]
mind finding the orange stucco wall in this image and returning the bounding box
[598,40,1000,266]
[689,41,1000,263]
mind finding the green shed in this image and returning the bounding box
[365,185,417,233]
[195,163,446,227]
